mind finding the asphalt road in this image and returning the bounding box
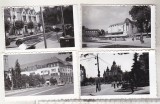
[6,84,74,97]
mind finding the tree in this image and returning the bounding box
[27,22,34,34]
[38,23,42,31]
[14,59,22,88]
[53,27,61,40]
[21,74,30,88]
[15,20,24,35]
[40,76,45,85]
[129,6,151,35]
[50,77,57,85]
[4,75,12,90]
[43,6,62,25]
[11,68,16,89]
[63,6,73,25]
[131,52,150,87]
[43,6,73,25]
[5,20,10,36]
[80,64,87,86]
[65,55,72,62]
[100,29,105,36]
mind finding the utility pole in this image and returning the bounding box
[96,54,100,77]
[60,6,66,36]
[40,7,47,48]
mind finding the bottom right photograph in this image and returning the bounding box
[80,51,156,97]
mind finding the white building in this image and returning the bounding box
[4,7,41,35]
[107,18,138,37]
[20,57,73,84]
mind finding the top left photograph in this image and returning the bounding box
[4,5,75,50]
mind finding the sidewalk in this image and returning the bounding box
[35,39,60,48]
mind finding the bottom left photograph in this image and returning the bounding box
[3,52,74,97]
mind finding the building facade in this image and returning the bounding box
[107,18,138,37]
[103,61,123,83]
[20,57,73,84]
[4,7,41,35]
[4,57,73,85]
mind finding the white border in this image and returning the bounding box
[79,50,157,99]
[80,4,155,50]
[2,51,79,101]
[2,4,79,53]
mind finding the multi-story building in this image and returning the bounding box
[20,57,73,84]
[103,61,123,82]
[4,7,41,35]
[107,18,138,37]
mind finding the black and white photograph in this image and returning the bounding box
[82,5,154,48]
[80,51,154,96]
[4,5,75,50]
[4,52,74,97]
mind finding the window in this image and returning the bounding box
[51,69,56,72]
[29,16,31,21]
[34,17,36,21]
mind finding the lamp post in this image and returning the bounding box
[40,7,47,48]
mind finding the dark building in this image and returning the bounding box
[103,61,123,83]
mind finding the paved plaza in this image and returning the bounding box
[83,38,151,48]
[81,84,149,96]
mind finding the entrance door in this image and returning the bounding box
[24,26,28,33]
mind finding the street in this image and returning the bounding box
[81,84,149,96]
[5,84,74,97]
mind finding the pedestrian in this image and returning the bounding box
[113,81,116,89]
[117,81,119,88]
[130,79,134,93]
[115,81,117,89]
[140,34,144,43]
[95,77,99,92]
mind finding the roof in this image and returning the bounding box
[109,22,124,27]
[64,62,72,66]
[20,56,65,71]
[16,8,24,13]
[109,18,135,27]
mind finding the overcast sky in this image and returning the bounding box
[80,52,144,78]
[5,53,71,70]
[82,6,132,31]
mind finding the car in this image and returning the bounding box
[57,82,65,86]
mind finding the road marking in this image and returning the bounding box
[28,86,62,96]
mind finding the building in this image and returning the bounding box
[80,64,86,83]
[20,57,73,84]
[4,7,41,35]
[107,18,138,37]
[5,56,73,85]
[82,27,101,42]
[103,61,123,82]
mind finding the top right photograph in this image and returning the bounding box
[82,5,154,48]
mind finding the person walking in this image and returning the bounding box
[95,77,99,92]
[113,81,116,89]
[95,77,101,92]
[130,79,134,93]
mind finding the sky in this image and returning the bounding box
[80,52,144,78]
[82,6,132,31]
[5,52,71,70]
